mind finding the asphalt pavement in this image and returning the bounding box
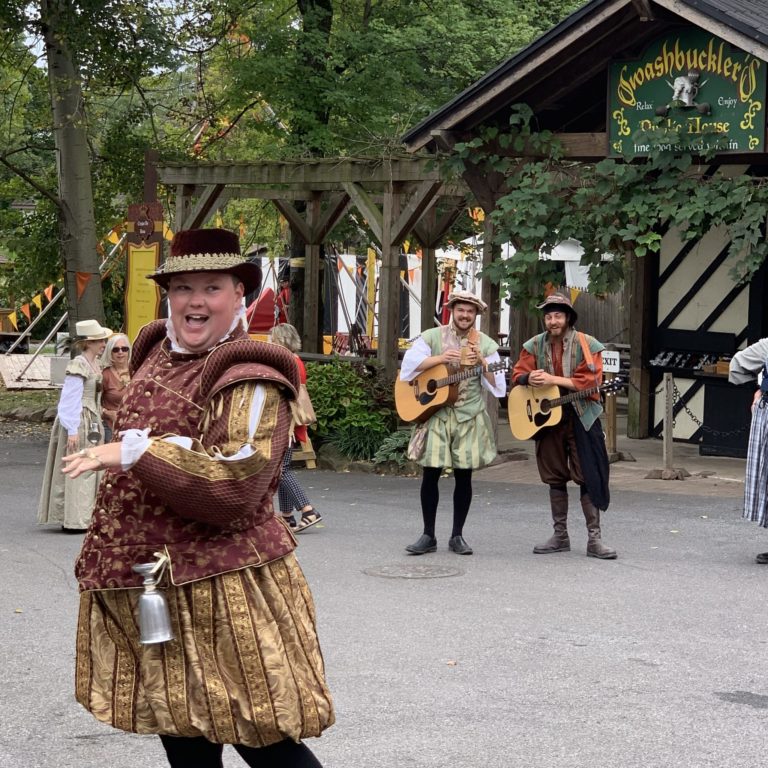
[2,430,767,768]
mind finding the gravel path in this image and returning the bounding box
[0,417,52,442]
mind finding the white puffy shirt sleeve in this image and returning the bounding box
[400,337,431,382]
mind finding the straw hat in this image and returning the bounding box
[536,292,577,324]
[148,228,262,294]
[445,289,487,314]
[75,319,112,340]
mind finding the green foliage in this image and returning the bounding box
[373,429,411,467]
[305,358,397,460]
[326,401,394,461]
[446,104,768,307]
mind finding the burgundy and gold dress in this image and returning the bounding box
[74,321,334,747]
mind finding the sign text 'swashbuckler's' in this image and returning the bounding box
[607,28,766,157]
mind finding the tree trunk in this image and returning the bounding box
[41,0,104,331]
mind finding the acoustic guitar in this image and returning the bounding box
[395,360,508,423]
[507,377,626,440]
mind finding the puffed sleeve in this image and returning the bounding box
[128,380,290,527]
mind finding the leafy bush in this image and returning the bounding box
[373,429,411,467]
[306,358,398,460]
[305,360,370,437]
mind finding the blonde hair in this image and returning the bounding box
[270,323,301,353]
[102,334,132,369]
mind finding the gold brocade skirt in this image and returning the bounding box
[75,554,334,747]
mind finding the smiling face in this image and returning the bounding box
[544,309,570,338]
[450,301,479,334]
[168,272,244,353]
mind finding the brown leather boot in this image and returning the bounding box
[533,488,570,554]
[581,494,617,559]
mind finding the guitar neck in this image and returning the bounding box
[436,363,499,388]
[549,383,602,408]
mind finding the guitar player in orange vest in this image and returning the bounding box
[511,293,617,560]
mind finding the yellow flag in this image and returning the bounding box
[7,312,17,329]
[32,294,43,311]
[570,287,581,304]
[215,211,223,227]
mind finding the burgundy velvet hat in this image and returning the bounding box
[148,228,262,294]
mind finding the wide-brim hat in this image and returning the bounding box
[536,292,578,324]
[75,319,112,341]
[148,228,262,294]
[445,289,487,314]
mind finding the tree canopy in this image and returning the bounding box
[0,0,583,327]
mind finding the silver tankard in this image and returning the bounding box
[133,553,174,644]
[87,419,101,445]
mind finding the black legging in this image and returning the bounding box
[159,735,322,768]
[419,466,473,538]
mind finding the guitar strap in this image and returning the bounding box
[577,332,596,373]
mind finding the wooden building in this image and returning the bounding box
[402,0,768,455]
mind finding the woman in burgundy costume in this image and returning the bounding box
[63,228,334,768]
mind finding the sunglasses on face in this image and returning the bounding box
[113,346,130,353]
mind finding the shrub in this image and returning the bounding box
[305,359,398,460]
[373,429,411,467]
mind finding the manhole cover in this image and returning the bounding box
[364,564,463,579]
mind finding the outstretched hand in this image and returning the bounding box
[62,442,122,478]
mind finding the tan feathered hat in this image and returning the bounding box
[445,289,487,314]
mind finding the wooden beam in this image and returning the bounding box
[430,130,458,152]
[182,184,228,230]
[312,192,351,243]
[175,184,194,233]
[343,182,384,242]
[392,180,443,244]
[656,0,768,60]
[630,0,653,19]
[158,157,443,187]
[273,199,312,244]
[413,202,465,247]
[558,132,608,159]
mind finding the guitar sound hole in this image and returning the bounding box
[426,380,437,394]
[540,400,551,414]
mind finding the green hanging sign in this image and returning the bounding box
[608,28,766,156]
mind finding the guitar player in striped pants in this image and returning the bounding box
[511,292,617,560]
[400,290,506,556]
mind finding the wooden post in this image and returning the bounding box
[421,244,437,332]
[480,217,501,444]
[378,183,401,380]
[662,372,674,469]
[604,372,618,456]
[627,253,653,438]
[304,193,321,353]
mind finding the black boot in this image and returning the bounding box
[533,487,570,554]
[581,493,617,559]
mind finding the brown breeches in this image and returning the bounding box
[534,411,585,488]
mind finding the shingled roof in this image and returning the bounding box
[402,0,768,152]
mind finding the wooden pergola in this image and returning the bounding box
[151,156,475,377]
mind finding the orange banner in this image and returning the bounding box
[20,304,31,321]
[76,271,92,300]
[44,284,54,302]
